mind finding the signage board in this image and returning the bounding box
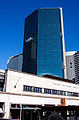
[60,98,66,106]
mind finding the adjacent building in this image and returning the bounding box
[74,51,79,84]
[0,70,5,91]
[22,8,66,78]
[66,51,79,84]
[66,51,76,81]
[7,54,22,72]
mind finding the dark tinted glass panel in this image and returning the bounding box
[22,10,38,74]
[60,91,66,96]
[52,90,59,95]
[44,88,51,94]
[23,85,32,92]
[67,92,72,96]
[33,87,42,93]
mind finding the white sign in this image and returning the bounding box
[25,37,33,43]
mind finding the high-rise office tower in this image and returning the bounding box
[74,51,79,83]
[66,51,76,81]
[22,8,66,78]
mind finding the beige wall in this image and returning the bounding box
[6,69,79,94]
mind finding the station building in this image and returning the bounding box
[0,69,79,119]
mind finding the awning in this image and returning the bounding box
[23,107,41,110]
[11,107,41,110]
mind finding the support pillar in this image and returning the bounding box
[4,101,10,119]
[30,110,32,120]
[37,110,41,120]
[75,111,77,120]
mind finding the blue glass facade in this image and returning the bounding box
[22,8,64,78]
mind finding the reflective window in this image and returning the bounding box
[67,92,72,96]
[23,85,79,97]
[60,91,66,96]
[52,90,59,95]
[23,85,32,92]
[33,87,42,93]
[73,92,78,97]
[44,88,51,94]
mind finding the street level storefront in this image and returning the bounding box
[10,104,79,120]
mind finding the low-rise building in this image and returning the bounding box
[0,69,79,119]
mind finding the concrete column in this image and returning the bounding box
[75,112,77,120]
[20,104,22,120]
[37,110,41,120]
[30,110,32,120]
[4,101,10,119]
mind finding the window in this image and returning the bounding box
[73,92,78,97]
[33,87,42,93]
[23,85,79,97]
[52,90,59,95]
[44,89,51,94]
[23,85,32,92]
[70,62,72,68]
[60,91,66,96]
[67,92,72,96]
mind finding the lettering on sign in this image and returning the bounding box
[25,37,33,43]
